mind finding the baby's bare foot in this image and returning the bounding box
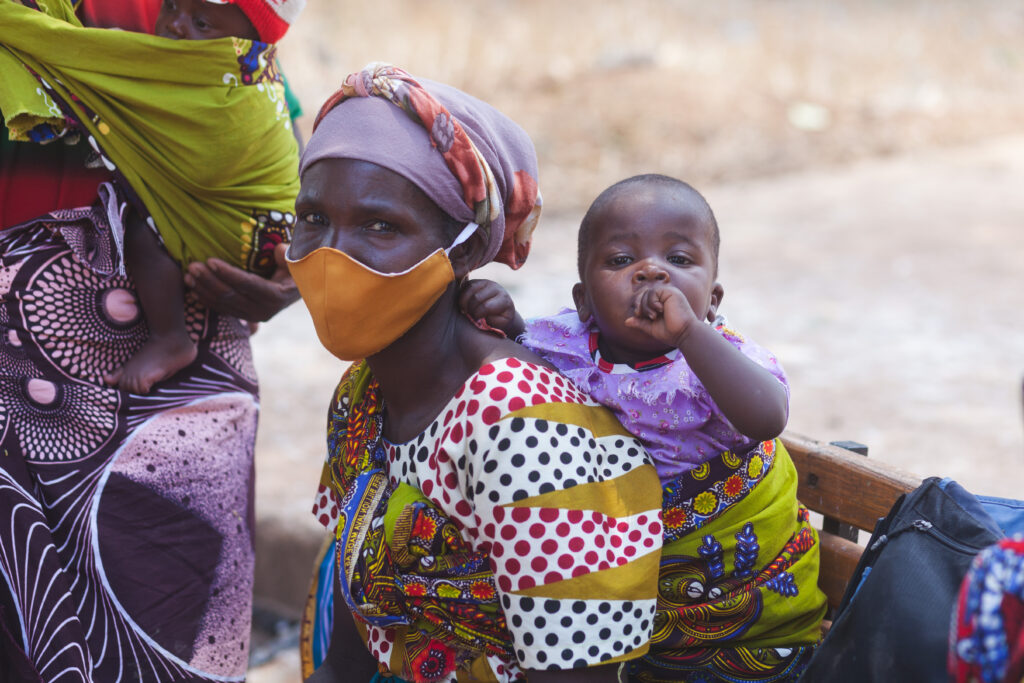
[105,333,197,394]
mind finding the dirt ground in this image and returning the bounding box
[248,1,1024,679]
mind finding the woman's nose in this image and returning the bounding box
[632,261,669,285]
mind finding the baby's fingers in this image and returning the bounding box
[460,280,516,326]
[459,279,486,300]
[458,282,477,308]
[623,314,647,331]
[458,280,491,313]
[633,289,664,320]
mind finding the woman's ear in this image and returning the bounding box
[572,282,592,323]
[706,283,724,322]
[449,226,489,280]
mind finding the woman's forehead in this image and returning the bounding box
[299,158,450,220]
[301,158,411,194]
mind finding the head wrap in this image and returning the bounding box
[300,63,542,270]
[204,0,305,43]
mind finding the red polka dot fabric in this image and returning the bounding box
[310,483,339,530]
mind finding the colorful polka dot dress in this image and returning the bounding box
[312,357,664,681]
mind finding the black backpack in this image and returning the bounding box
[799,477,1004,682]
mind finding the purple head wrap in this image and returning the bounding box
[300,63,542,269]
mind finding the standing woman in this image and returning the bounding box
[0,1,302,680]
[290,64,664,682]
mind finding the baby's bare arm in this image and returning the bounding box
[627,285,788,441]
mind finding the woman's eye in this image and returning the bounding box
[299,212,327,226]
[365,220,394,233]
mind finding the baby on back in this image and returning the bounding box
[463,173,789,482]
[464,173,827,679]
[101,0,303,394]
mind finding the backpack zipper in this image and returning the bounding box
[909,518,985,554]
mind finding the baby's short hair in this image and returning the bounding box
[577,174,720,279]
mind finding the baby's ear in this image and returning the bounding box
[706,283,724,322]
[572,282,592,323]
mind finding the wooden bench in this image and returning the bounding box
[781,432,922,613]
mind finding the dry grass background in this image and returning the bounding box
[250,1,1024,679]
[279,0,1024,203]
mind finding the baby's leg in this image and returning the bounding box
[104,214,197,394]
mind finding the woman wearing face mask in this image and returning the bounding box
[288,64,664,683]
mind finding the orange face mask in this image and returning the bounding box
[286,223,477,361]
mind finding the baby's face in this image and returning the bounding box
[155,0,258,41]
[575,187,720,363]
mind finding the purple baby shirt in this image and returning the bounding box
[523,310,789,484]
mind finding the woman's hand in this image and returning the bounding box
[184,243,300,323]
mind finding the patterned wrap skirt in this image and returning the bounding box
[627,440,828,682]
[0,218,260,682]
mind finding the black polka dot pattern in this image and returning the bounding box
[503,594,657,670]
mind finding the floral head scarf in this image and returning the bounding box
[300,63,542,269]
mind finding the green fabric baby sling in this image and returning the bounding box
[0,0,300,275]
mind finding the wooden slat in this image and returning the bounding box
[783,432,921,532]
[816,530,864,609]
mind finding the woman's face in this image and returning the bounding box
[291,158,453,272]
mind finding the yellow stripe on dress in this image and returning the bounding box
[505,465,662,521]
[503,401,634,439]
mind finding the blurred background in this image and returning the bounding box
[249,1,1024,678]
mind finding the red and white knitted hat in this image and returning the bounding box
[205,0,305,44]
